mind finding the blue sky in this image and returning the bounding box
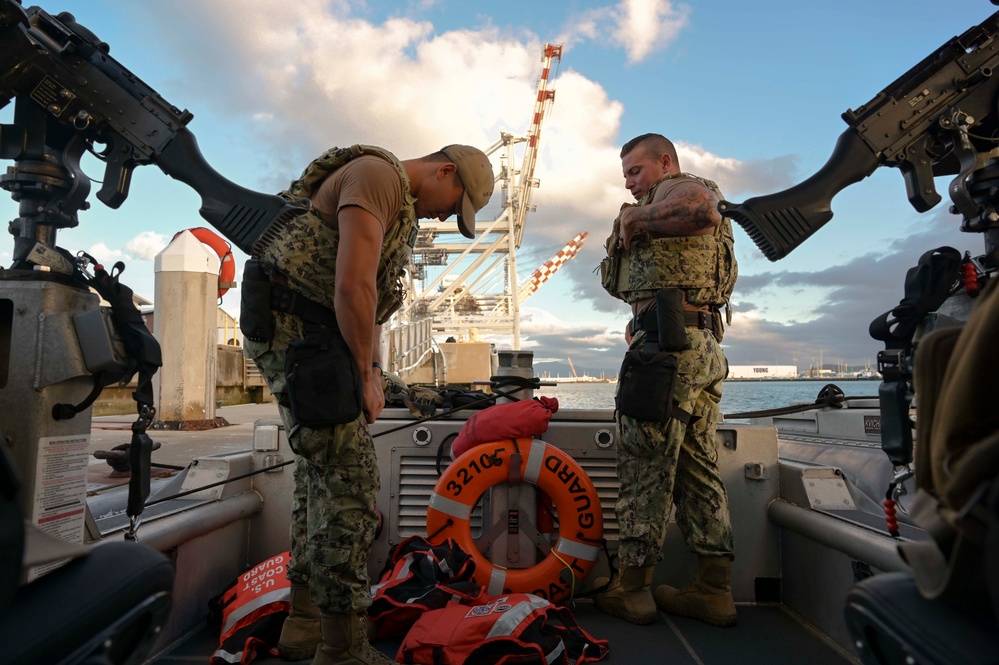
[1,0,990,377]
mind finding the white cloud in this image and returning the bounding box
[613,0,691,63]
[138,1,776,232]
[125,232,168,261]
[563,0,691,64]
[87,242,127,264]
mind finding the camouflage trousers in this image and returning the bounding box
[244,311,380,614]
[615,328,734,568]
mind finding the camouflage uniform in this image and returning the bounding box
[245,313,380,613]
[615,327,733,567]
[243,146,418,614]
[602,173,737,568]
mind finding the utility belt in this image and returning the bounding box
[240,259,362,428]
[629,308,718,341]
[270,282,339,330]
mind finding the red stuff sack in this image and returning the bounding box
[452,397,559,458]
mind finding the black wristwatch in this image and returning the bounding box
[372,362,383,373]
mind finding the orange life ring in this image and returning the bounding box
[427,438,603,602]
[174,227,236,299]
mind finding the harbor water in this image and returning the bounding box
[536,379,883,417]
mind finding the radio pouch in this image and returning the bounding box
[616,349,678,422]
[285,330,362,428]
[239,260,276,344]
[655,288,692,352]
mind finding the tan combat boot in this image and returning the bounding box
[276,584,321,660]
[314,612,394,665]
[592,565,658,624]
[654,556,737,627]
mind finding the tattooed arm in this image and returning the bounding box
[619,182,721,249]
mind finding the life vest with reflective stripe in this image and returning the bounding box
[398,593,609,665]
[367,536,482,638]
[210,551,291,665]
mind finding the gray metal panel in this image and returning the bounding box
[653,424,782,603]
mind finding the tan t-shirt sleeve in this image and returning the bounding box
[312,155,404,232]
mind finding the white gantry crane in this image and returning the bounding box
[406,43,563,348]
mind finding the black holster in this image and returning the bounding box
[239,259,275,343]
[285,321,363,428]
[653,288,691,352]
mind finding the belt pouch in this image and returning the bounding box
[285,331,362,427]
[616,350,678,422]
[239,259,276,343]
[655,288,691,352]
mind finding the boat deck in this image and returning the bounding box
[84,403,866,665]
[155,600,856,664]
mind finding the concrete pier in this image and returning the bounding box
[152,231,224,429]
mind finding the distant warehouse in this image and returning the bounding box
[727,365,798,380]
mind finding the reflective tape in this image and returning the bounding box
[488,566,507,595]
[556,537,600,562]
[524,439,547,484]
[429,492,471,520]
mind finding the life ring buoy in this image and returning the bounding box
[174,227,236,299]
[427,438,603,602]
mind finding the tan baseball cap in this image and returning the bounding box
[441,144,494,238]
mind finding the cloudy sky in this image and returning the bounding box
[0,0,989,377]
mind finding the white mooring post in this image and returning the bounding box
[152,230,219,428]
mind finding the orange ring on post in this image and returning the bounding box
[427,438,603,602]
[174,227,236,299]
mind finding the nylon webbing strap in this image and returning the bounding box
[270,283,338,329]
[630,309,717,336]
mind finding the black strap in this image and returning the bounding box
[630,309,716,336]
[270,282,339,329]
[672,403,696,425]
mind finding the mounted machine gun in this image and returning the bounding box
[719,6,999,662]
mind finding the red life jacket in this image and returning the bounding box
[210,551,291,664]
[367,536,482,638]
[451,397,559,458]
[397,593,609,665]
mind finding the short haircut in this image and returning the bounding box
[620,133,678,167]
[423,150,450,163]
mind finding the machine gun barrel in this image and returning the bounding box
[721,10,999,261]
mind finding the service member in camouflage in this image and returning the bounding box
[244,144,494,664]
[594,133,739,627]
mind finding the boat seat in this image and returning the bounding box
[844,571,999,665]
[2,539,175,665]
[1,436,175,665]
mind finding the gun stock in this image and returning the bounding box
[156,128,309,255]
[718,130,879,262]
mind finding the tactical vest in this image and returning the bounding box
[600,172,737,310]
[260,145,419,324]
